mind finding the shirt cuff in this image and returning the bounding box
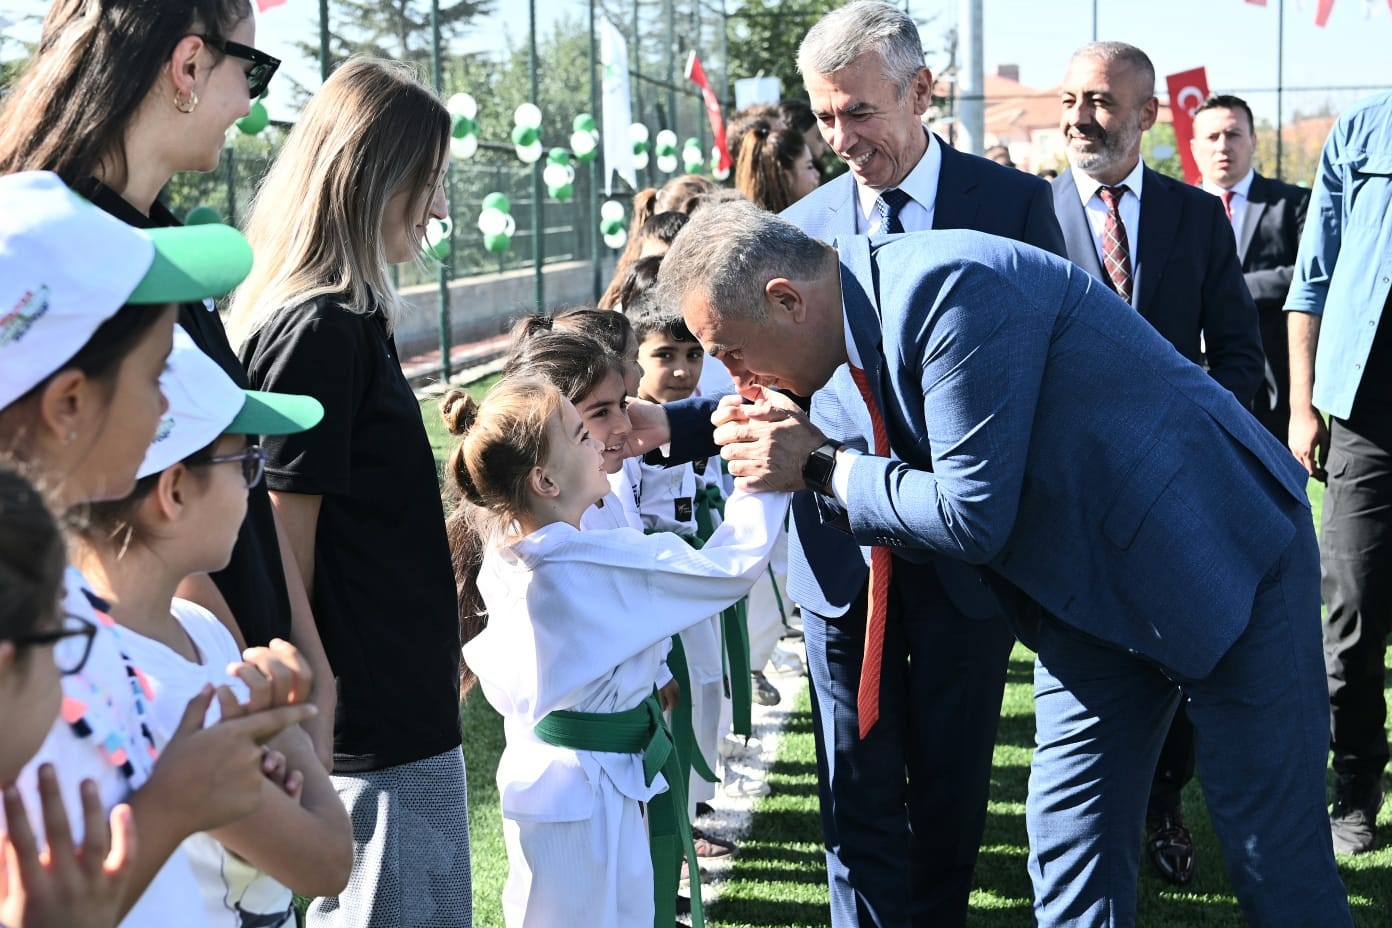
[831,447,862,507]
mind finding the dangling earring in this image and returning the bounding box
[174,90,199,114]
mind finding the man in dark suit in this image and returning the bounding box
[651,198,1351,928]
[1191,93,1311,439]
[1051,42,1265,887]
[776,3,1065,923]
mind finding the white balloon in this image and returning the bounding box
[603,230,628,249]
[450,135,479,159]
[570,131,597,156]
[426,217,453,246]
[542,163,569,187]
[656,153,679,174]
[655,129,678,150]
[600,200,625,222]
[478,208,509,236]
[514,102,543,129]
[634,150,650,170]
[503,214,517,237]
[447,93,477,119]
[629,122,650,142]
[712,166,730,181]
[516,140,544,164]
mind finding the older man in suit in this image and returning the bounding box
[774,3,1065,923]
[1051,42,1265,886]
[1191,93,1311,439]
[652,198,1351,928]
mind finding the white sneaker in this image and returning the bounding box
[767,643,805,675]
[723,770,771,799]
[719,734,763,761]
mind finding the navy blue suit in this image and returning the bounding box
[779,139,1066,927]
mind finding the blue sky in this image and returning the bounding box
[2,0,1388,123]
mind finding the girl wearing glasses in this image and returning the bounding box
[0,173,317,928]
[0,0,335,768]
[71,332,350,928]
[226,57,467,927]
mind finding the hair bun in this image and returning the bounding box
[440,389,479,436]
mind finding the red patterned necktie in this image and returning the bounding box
[1097,184,1133,304]
[849,364,892,740]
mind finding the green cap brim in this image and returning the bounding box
[227,391,324,436]
[125,224,254,304]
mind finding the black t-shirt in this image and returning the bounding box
[240,297,462,771]
[81,181,293,648]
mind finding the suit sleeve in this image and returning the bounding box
[841,266,1047,564]
[1243,188,1310,306]
[1199,198,1266,405]
[653,393,723,466]
[1023,179,1069,259]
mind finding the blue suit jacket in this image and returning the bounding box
[829,231,1309,678]
[780,139,1067,619]
[1051,166,1264,405]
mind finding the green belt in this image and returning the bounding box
[693,487,753,736]
[666,635,719,785]
[533,694,704,928]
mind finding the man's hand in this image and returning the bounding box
[1288,404,1330,481]
[621,397,671,457]
[712,387,827,492]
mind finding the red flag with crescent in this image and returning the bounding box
[1166,67,1210,184]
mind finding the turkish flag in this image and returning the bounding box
[1166,67,1210,185]
[256,0,286,11]
[1315,0,1336,25]
[686,52,731,173]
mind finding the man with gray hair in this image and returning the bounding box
[780,2,1065,924]
[651,198,1351,927]
[1052,42,1264,889]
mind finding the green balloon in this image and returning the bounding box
[601,217,624,236]
[547,147,570,166]
[632,140,649,155]
[423,237,450,260]
[573,113,598,133]
[484,232,512,253]
[482,192,511,213]
[451,113,478,139]
[185,205,222,226]
[549,183,573,202]
[511,125,539,147]
[574,146,598,164]
[237,101,268,135]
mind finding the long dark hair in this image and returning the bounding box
[0,0,252,183]
[735,125,812,214]
[0,465,66,653]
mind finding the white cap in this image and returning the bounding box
[0,171,252,410]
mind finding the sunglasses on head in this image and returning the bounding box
[192,35,281,99]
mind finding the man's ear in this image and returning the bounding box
[910,67,934,118]
[1139,95,1159,132]
[527,464,561,501]
[764,278,807,324]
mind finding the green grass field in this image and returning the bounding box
[425,391,1392,927]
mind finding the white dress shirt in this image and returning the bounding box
[854,129,942,234]
[1203,168,1255,247]
[1071,159,1146,296]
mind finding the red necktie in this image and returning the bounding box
[1097,185,1133,304]
[849,365,892,740]
[1220,189,1236,223]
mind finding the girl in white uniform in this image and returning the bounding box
[447,377,787,928]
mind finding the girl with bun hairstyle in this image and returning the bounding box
[444,376,787,928]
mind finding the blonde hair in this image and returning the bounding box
[227,58,449,344]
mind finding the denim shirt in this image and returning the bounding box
[1285,92,1392,419]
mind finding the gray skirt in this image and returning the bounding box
[307,747,472,928]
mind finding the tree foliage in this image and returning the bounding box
[722,0,843,103]
[296,0,493,79]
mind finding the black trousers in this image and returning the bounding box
[1322,402,1392,780]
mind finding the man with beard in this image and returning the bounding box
[1050,43,1264,889]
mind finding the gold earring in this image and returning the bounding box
[174,90,199,114]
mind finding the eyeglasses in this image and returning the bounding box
[193,35,281,99]
[12,613,99,676]
[190,444,267,489]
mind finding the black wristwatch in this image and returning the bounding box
[802,440,843,497]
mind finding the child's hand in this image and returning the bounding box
[0,768,135,928]
[259,747,303,802]
[658,678,682,712]
[228,638,313,713]
[142,685,317,834]
[620,398,671,457]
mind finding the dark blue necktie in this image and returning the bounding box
[877,188,913,234]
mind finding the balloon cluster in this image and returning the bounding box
[630,123,651,170]
[654,130,679,174]
[682,138,704,174]
[478,192,516,254]
[422,217,453,260]
[512,103,544,164]
[599,200,627,250]
[447,93,480,160]
[543,149,576,202]
[570,114,599,163]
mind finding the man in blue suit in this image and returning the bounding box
[652,198,1351,928]
[776,4,1065,922]
[1051,42,1265,886]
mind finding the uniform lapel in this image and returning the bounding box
[835,235,891,415]
[1238,173,1268,267]
[1134,168,1180,315]
[1052,170,1106,282]
[932,138,982,230]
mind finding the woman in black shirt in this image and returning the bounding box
[228,58,469,927]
